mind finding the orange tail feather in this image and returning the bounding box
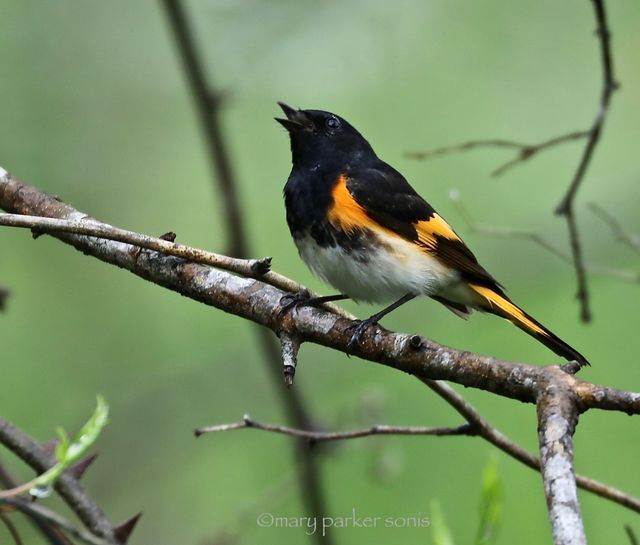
[469,284,589,366]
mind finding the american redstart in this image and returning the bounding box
[276,102,588,366]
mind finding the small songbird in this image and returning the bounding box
[275,102,588,366]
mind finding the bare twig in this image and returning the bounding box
[423,379,640,513]
[588,203,640,255]
[537,381,585,545]
[410,0,619,323]
[0,213,350,319]
[407,131,590,177]
[195,414,473,441]
[196,379,640,513]
[0,287,9,312]
[565,208,591,322]
[450,195,640,283]
[0,211,267,275]
[0,511,23,545]
[555,0,619,215]
[553,0,619,323]
[626,525,639,545]
[1,498,115,545]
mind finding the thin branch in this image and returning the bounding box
[194,414,473,441]
[567,208,591,321]
[450,195,640,283]
[0,511,23,545]
[196,380,640,513]
[407,131,590,177]
[554,0,619,322]
[537,382,585,545]
[422,379,640,513]
[0,287,9,312]
[555,0,618,215]
[0,211,267,275]
[410,0,619,324]
[1,498,115,545]
[0,213,351,319]
[626,525,639,545]
[588,203,640,255]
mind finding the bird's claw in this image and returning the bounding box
[278,289,312,319]
[345,318,378,355]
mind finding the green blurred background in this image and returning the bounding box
[1,0,639,543]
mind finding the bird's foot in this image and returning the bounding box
[345,316,379,354]
[278,289,313,319]
[278,291,348,319]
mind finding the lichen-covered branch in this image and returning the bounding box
[0,213,348,318]
[537,379,585,545]
[2,169,640,544]
[1,171,638,412]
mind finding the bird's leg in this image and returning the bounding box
[346,293,416,353]
[278,289,349,318]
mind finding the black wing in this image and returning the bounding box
[345,162,501,288]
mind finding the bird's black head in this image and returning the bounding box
[276,102,376,168]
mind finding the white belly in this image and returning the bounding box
[295,231,460,304]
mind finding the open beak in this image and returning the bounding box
[275,102,313,131]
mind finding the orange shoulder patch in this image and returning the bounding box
[415,214,461,248]
[327,175,377,233]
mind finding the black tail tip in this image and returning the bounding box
[568,354,590,369]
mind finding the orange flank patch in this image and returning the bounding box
[469,284,548,336]
[415,215,461,247]
[327,175,379,233]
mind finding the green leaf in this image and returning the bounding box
[474,456,503,545]
[29,396,109,497]
[430,500,455,545]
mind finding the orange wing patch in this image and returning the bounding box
[327,175,378,233]
[415,214,461,248]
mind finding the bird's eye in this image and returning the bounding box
[325,116,341,132]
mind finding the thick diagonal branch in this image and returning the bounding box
[3,171,640,543]
[2,173,639,412]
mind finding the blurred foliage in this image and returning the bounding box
[430,500,455,545]
[430,458,503,545]
[1,0,639,544]
[475,457,503,545]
